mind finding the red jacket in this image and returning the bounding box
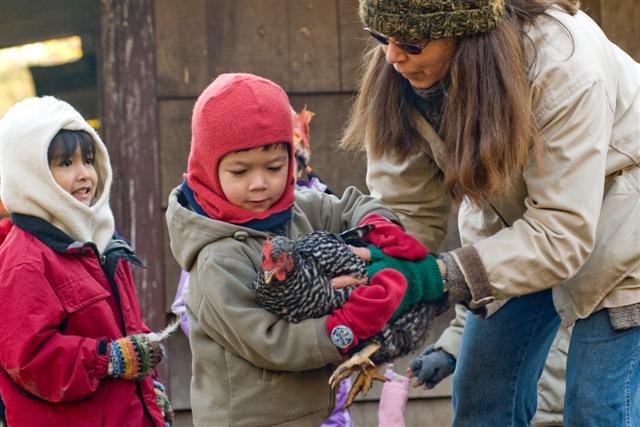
[0,217,11,246]
[0,215,164,426]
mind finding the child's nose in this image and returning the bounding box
[77,163,93,179]
[248,174,267,190]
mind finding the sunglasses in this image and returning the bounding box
[363,26,428,55]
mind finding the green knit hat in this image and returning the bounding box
[359,0,505,40]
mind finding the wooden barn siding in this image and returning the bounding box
[100,0,166,331]
[151,0,639,425]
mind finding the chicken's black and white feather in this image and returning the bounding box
[251,231,367,322]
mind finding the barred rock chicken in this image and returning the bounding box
[251,228,369,323]
[252,226,447,405]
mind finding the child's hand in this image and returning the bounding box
[330,274,368,289]
[349,245,372,262]
[107,334,164,380]
[329,246,371,289]
[327,269,407,352]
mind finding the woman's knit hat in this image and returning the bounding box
[186,73,295,224]
[359,0,505,40]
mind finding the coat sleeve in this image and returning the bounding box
[295,185,400,234]
[0,263,108,402]
[189,244,342,372]
[433,304,468,358]
[456,78,613,299]
[366,149,451,251]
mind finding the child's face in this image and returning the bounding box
[218,145,289,213]
[49,145,98,206]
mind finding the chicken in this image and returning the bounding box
[252,226,447,406]
[251,229,369,323]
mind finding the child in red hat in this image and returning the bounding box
[165,73,431,426]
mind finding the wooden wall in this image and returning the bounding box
[153,1,640,425]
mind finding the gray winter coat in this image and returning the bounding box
[166,185,396,426]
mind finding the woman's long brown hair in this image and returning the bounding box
[341,0,579,203]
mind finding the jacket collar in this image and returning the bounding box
[12,213,77,253]
[11,213,143,267]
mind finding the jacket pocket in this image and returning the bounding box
[56,276,110,313]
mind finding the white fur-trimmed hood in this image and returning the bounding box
[0,96,114,251]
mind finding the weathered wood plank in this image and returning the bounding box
[600,0,640,61]
[207,0,290,88]
[163,220,182,312]
[289,93,367,194]
[338,0,367,92]
[158,99,193,207]
[100,0,165,333]
[289,0,340,92]
[351,397,453,427]
[0,0,98,48]
[155,0,210,97]
[580,0,602,25]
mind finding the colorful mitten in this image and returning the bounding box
[358,214,428,260]
[107,334,164,380]
[326,268,407,353]
[153,380,174,426]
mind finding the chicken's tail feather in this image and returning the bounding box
[145,316,181,343]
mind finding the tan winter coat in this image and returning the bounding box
[367,7,640,328]
[166,185,397,427]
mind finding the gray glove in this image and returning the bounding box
[408,345,456,389]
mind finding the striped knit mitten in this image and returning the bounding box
[154,380,174,425]
[107,334,164,380]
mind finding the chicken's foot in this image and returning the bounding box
[328,342,381,388]
[345,364,387,407]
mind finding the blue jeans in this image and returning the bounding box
[451,289,640,427]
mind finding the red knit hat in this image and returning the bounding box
[186,73,295,223]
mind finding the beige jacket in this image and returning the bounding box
[166,185,396,427]
[367,8,640,328]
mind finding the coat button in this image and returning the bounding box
[233,231,249,241]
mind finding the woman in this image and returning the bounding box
[342,0,639,426]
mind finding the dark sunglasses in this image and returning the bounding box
[363,26,428,55]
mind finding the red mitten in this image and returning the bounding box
[358,214,428,260]
[326,268,407,353]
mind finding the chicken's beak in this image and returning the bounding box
[263,270,274,284]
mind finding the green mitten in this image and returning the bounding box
[366,245,444,320]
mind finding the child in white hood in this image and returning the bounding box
[0,97,171,426]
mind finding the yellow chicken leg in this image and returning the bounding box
[345,364,388,407]
[328,342,382,388]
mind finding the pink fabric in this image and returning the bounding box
[187,73,296,224]
[378,365,410,427]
